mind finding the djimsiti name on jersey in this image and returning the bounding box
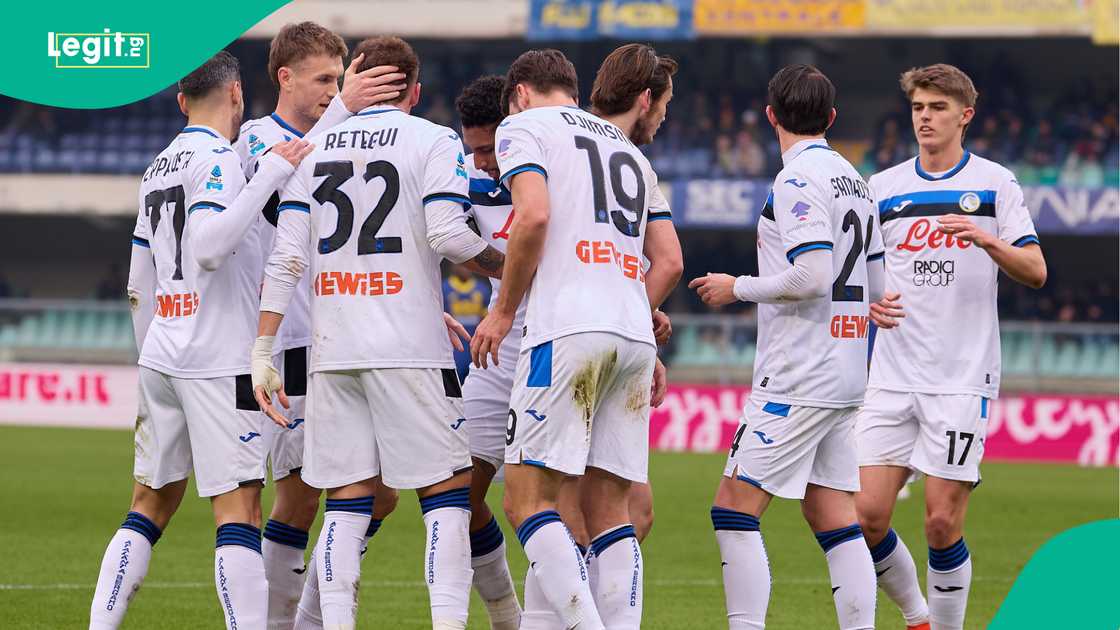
[47,29,150,68]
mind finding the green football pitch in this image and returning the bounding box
[1,425,1115,629]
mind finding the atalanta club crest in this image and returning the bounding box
[958,191,981,213]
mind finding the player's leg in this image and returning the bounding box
[300,371,380,629]
[291,479,398,630]
[262,346,318,630]
[627,482,654,542]
[468,458,522,630]
[462,361,524,630]
[90,368,190,630]
[913,394,988,630]
[855,388,929,628]
[579,336,656,630]
[803,407,876,630]
[712,475,773,630]
[181,374,270,630]
[371,367,474,630]
[506,335,611,630]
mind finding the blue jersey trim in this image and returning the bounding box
[915,151,971,181]
[785,241,833,263]
[182,126,219,138]
[356,107,405,117]
[269,113,305,138]
[131,235,150,248]
[187,202,227,215]
[499,164,547,184]
[278,201,311,213]
[877,189,997,214]
[867,251,885,262]
[1012,235,1041,248]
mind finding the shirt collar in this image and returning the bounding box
[781,138,830,166]
[269,112,305,138]
[357,104,405,117]
[915,150,971,181]
[181,124,226,141]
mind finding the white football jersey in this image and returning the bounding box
[868,151,1040,398]
[751,140,884,408]
[234,113,312,352]
[133,125,263,378]
[272,106,473,372]
[494,106,665,349]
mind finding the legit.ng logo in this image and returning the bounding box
[47,29,150,69]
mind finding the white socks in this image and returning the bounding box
[470,516,522,630]
[89,512,161,630]
[928,538,972,630]
[588,524,642,629]
[520,563,566,630]
[869,528,929,625]
[712,508,769,630]
[815,524,876,630]
[517,510,604,630]
[263,519,310,630]
[315,497,373,629]
[419,488,474,630]
[214,523,268,630]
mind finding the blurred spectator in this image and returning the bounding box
[95,264,125,301]
[442,265,491,380]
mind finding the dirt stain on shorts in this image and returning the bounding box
[571,348,618,440]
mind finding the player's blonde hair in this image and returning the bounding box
[268,22,348,88]
[900,64,978,108]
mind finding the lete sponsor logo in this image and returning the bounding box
[649,384,1119,467]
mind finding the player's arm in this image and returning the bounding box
[471,116,548,368]
[189,141,312,271]
[253,170,314,426]
[643,173,683,310]
[421,133,505,276]
[938,175,1046,288]
[690,170,833,305]
[126,210,156,349]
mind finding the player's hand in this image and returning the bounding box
[869,291,905,329]
[937,215,994,249]
[470,310,514,370]
[650,357,668,408]
[652,310,673,346]
[444,313,471,352]
[251,336,290,428]
[270,139,315,168]
[341,54,408,113]
[688,273,739,307]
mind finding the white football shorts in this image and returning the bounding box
[506,331,656,483]
[723,400,860,500]
[302,367,471,490]
[134,366,267,498]
[462,327,521,470]
[856,387,989,483]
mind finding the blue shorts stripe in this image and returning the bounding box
[527,341,553,388]
[761,401,791,417]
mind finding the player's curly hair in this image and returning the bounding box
[455,75,505,129]
[179,50,240,100]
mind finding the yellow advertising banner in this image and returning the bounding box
[694,0,866,34]
[1090,0,1119,43]
[865,0,1088,32]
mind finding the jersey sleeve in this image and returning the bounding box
[185,146,245,215]
[132,186,152,249]
[495,115,548,184]
[647,167,673,223]
[422,129,472,210]
[771,168,834,264]
[866,204,885,262]
[995,170,1040,248]
[261,163,314,315]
